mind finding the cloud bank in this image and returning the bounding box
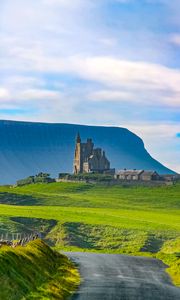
[0,0,179,172]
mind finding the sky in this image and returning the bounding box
[0,0,180,172]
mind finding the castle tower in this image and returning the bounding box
[76,132,81,144]
[73,133,82,174]
[73,134,110,174]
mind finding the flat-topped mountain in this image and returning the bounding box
[0,120,174,184]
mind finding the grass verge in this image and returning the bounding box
[157,238,180,287]
[0,239,80,300]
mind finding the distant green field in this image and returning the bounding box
[0,182,179,210]
[0,182,179,285]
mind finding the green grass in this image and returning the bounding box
[0,216,56,237]
[0,182,179,286]
[0,239,80,300]
[157,237,180,286]
[0,204,179,232]
[0,182,180,210]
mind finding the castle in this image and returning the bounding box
[73,133,112,174]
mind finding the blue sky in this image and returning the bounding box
[0,0,180,172]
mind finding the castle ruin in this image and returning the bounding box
[73,133,111,174]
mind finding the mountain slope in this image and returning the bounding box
[0,120,174,184]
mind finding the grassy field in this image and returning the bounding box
[0,239,80,300]
[0,182,179,286]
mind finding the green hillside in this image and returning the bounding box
[0,182,180,209]
[0,182,179,286]
[0,239,80,300]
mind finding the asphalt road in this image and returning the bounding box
[65,252,180,300]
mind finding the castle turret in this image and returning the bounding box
[73,133,82,174]
[76,132,81,144]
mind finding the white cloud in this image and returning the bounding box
[71,56,180,90]
[170,34,180,46]
[1,52,180,108]
[0,85,62,109]
[19,89,61,101]
[2,76,45,89]
[89,90,134,101]
[71,56,180,107]
[0,88,9,99]
[42,0,85,8]
[99,38,118,47]
[125,122,180,173]
[127,123,180,140]
[115,0,132,2]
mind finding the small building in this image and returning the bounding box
[115,169,144,181]
[115,169,160,181]
[139,171,160,181]
[161,174,177,182]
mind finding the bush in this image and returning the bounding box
[17,173,55,186]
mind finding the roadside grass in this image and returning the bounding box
[157,237,180,287]
[0,182,179,286]
[46,222,176,253]
[0,239,80,300]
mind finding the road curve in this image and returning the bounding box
[65,252,180,300]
